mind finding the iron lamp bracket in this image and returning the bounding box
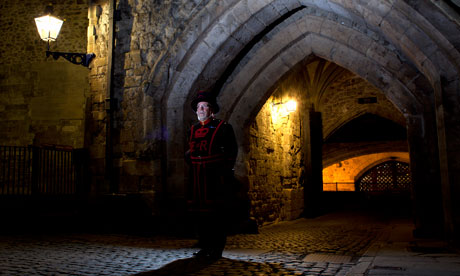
[46,50,95,67]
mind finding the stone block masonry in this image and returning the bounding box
[0,0,89,147]
[249,87,303,226]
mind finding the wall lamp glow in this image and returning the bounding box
[285,100,297,112]
[35,5,95,67]
[272,100,297,113]
[271,100,297,123]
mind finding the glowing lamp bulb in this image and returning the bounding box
[35,14,63,42]
[286,100,297,112]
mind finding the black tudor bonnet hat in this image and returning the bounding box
[191,90,220,113]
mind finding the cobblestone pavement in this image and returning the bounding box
[0,211,457,276]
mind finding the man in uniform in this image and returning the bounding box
[186,90,238,260]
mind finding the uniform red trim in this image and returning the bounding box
[189,125,195,143]
[208,120,224,155]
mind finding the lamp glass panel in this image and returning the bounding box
[34,15,63,41]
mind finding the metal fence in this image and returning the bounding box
[0,145,88,196]
[323,182,355,192]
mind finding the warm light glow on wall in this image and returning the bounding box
[322,152,410,191]
[271,100,297,124]
[286,100,297,112]
[249,94,304,223]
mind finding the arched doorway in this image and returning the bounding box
[151,0,457,235]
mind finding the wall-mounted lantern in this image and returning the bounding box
[285,100,297,113]
[35,5,95,67]
[271,99,297,124]
[272,100,297,115]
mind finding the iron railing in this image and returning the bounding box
[0,145,88,196]
[323,182,355,192]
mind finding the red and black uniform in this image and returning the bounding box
[186,117,237,257]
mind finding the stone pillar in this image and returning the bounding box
[87,1,111,194]
[436,78,460,239]
[406,113,444,237]
[303,110,323,217]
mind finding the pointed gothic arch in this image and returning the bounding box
[146,0,460,236]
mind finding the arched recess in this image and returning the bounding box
[151,0,459,236]
[323,111,406,142]
[322,112,409,168]
[322,153,410,192]
[323,140,410,169]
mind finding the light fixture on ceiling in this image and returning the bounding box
[35,4,95,67]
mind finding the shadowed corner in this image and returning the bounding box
[132,257,300,276]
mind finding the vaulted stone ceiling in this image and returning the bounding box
[265,54,408,165]
[303,57,347,109]
[264,55,406,140]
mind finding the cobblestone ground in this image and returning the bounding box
[0,211,389,276]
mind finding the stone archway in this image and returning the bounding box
[150,0,460,236]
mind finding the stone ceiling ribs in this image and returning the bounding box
[211,6,307,96]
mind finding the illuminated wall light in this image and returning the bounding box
[285,100,297,112]
[34,4,95,67]
[271,100,297,116]
[270,103,282,124]
[34,14,63,42]
[270,100,297,125]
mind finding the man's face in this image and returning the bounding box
[196,101,212,122]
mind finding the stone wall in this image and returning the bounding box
[0,0,89,148]
[248,89,304,226]
[87,0,212,196]
[86,0,111,194]
[114,0,212,150]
